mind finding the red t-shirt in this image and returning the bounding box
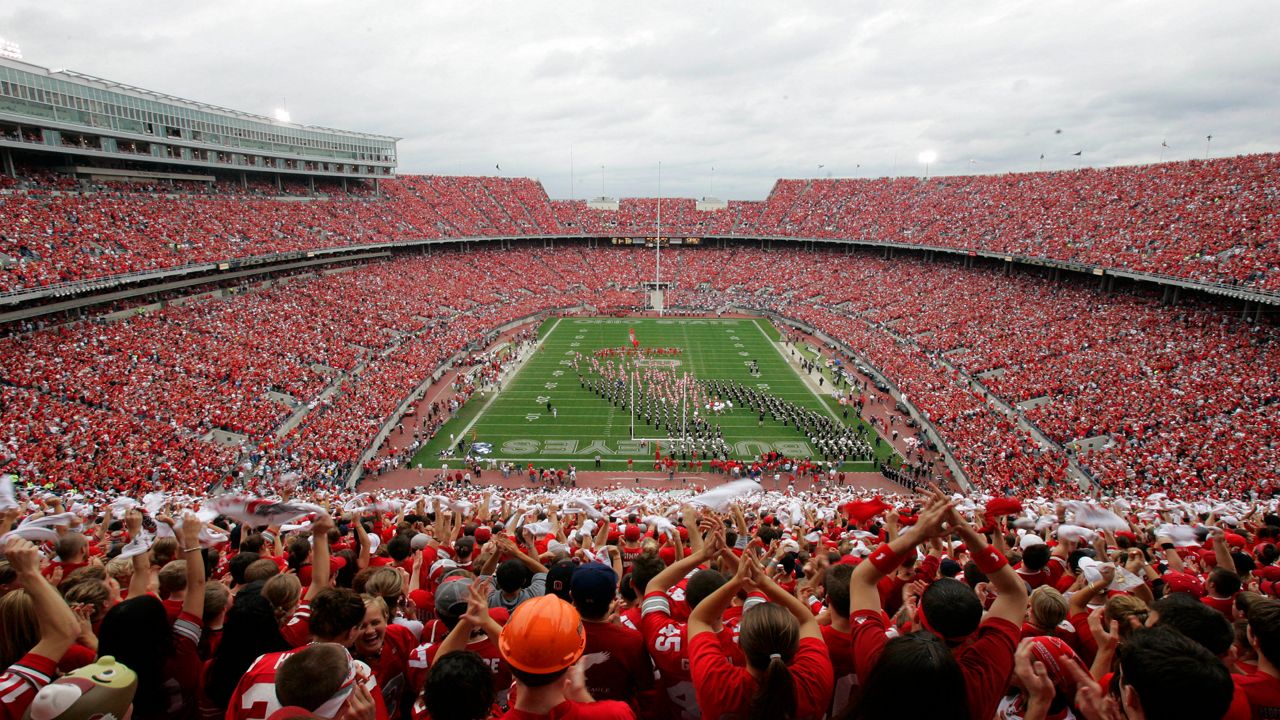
[0,653,58,720]
[226,647,387,720]
[687,633,833,720]
[820,624,858,718]
[497,699,634,720]
[850,609,1019,720]
[1202,594,1237,617]
[1233,671,1280,719]
[580,621,654,708]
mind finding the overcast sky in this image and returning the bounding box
[3,1,1278,200]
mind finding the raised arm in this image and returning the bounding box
[949,506,1028,627]
[4,537,80,663]
[179,514,207,619]
[748,550,822,640]
[498,535,547,574]
[646,530,720,595]
[125,510,152,599]
[850,505,935,613]
[305,512,334,602]
[688,548,749,638]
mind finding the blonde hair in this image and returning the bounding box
[63,578,112,622]
[361,594,390,621]
[0,589,38,669]
[157,560,188,599]
[105,556,134,583]
[363,568,403,603]
[1029,586,1068,629]
[245,558,282,583]
[263,573,303,626]
[151,538,179,567]
[1105,594,1150,638]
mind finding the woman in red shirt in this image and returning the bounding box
[686,548,833,720]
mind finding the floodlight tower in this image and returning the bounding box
[918,150,938,178]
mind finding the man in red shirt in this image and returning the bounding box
[497,595,633,720]
[1235,598,1280,717]
[819,563,858,718]
[570,563,654,711]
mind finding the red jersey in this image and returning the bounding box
[640,590,699,720]
[580,620,654,709]
[0,653,58,720]
[820,624,858,718]
[687,634,833,720]
[639,590,741,719]
[226,647,387,720]
[279,603,312,648]
[406,636,511,710]
[850,609,1020,720]
[166,611,207,720]
[357,624,416,719]
[618,607,640,632]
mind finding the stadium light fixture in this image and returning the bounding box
[273,108,291,123]
[918,150,937,178]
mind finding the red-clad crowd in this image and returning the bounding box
[3,153,1278,292]
[1,245,1277,501]
[4,479,1280,720]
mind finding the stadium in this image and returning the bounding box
[0,5,1278,720]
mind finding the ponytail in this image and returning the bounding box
[748,654,797,720]
[740,603,801,720]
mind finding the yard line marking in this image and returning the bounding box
[453,317,562,444]
[751,318,841,422]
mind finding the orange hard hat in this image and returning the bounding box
[499,595,586,674]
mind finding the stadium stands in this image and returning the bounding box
[2,243,1276,498]
[3,153,1278,293]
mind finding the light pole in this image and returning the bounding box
[917,150,937,179]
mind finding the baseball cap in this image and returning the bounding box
[623,524,641,542]
[408,589,433,612]
[546,559,576,600]
[570,563,617,617]
[474,526,493,543]
[429,557,459,583]
[1162,571,1204,597]
[435,577,473,618]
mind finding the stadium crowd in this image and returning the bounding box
[4,475,1280,720]
[1,245,1276,500]
[3,153,1278,292]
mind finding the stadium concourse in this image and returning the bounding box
[2,158,1280,720]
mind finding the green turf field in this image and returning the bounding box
[411,317,899,471]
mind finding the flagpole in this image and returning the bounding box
[656,161,662,317]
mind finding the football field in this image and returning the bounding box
[411,317,898,471]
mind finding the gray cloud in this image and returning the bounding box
[1,0,1276,199]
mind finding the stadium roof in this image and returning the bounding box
[2,57,400,143]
